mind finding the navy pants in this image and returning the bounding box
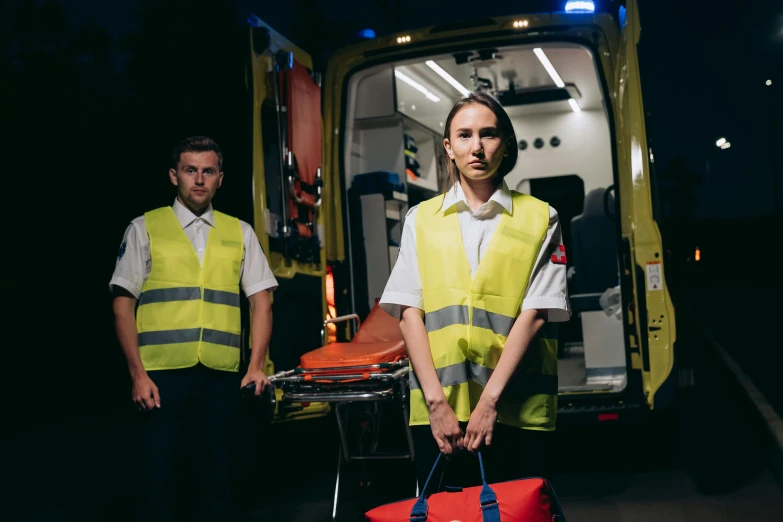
[412,422,553,490]
[135,363,241,522]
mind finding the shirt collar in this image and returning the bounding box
[172,198,215,228]
[440,179,513,215]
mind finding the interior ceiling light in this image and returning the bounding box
[533,48,565,88]
[426,60,471,96]
[534,47,580,113]
[395,70,441,102]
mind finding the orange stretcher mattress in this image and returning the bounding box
[299,305,406,370]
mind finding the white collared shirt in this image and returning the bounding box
[109,199,278,298]
[380,180,571,322]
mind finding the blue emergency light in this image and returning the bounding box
[565,0,596,13]
[355,29,377,40]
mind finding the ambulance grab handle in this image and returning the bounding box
[322,313,361,344]
[324,313,361,329]
[604,184,616,222]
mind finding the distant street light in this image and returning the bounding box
[767,79,773,86]
[720,142,731,149]
[716,137,727,147]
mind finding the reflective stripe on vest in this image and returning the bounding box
[409,360,558,395]
[413,190,557,430]
[135,207,244,372]
[139,287,241,308]
[425,306,559,339]
[137,328,242,349]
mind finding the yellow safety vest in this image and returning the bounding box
[136,206,244,372]
[412,191,558,430]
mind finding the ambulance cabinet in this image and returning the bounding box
[352,112,446,207]
[347,180,408,320]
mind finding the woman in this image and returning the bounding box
[379,92,570,488]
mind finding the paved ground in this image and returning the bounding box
[4,284,782,521]
[681,283,783,419]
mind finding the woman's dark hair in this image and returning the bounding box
[442,92,518,189]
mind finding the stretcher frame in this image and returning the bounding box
[268,313,416,519]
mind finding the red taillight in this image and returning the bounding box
[598,413,619,421]
[325,266,336,308]
[325,266,337,343]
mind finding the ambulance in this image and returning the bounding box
[243,0,678,428]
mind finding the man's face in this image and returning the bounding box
[169,151,223,213]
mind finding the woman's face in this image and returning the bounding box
[444,103,506,182]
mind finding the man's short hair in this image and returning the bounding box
[171,136,223,170]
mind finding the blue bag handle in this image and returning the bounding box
[409,451,500,522]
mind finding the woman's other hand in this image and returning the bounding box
[464,396,498,453]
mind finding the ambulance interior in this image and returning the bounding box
[343,42,626,396]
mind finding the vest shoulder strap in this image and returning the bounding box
[144,206,176,223]
[211,211,243,243]
[509,191,549,235]
[213,209,237,222]
[509,191,548,215]
[417,194,446,217]
[143,206,181,241]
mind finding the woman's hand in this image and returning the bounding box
[464,396,498,453]
[428,399,464,455]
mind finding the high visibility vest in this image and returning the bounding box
[136,207,244,372]
[412,191,559,430]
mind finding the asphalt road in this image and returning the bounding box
[4,287,782,521]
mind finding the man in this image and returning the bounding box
[110,136,278,522]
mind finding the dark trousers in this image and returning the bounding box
[412,422,553,490]
[135,363,241,522]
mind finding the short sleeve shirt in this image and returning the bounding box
[380,181,570,322]
[109,199,278,298]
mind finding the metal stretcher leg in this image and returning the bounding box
[332,444,342,521]
[271,359,415,517]
[402,383,415,463]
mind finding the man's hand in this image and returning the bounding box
[241,368,270,396]
[429,400,464,455]
[463,396,498,453]
[132,374,160,411]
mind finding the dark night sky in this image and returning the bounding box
[56,0,783,219]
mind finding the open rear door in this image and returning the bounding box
[246,15,331,421]
[247,15,325,274]
[616,0,677,409]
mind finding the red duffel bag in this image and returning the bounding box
[365,451,566,522]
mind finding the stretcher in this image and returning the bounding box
[268,304,415,519]
[272,50,323,264]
